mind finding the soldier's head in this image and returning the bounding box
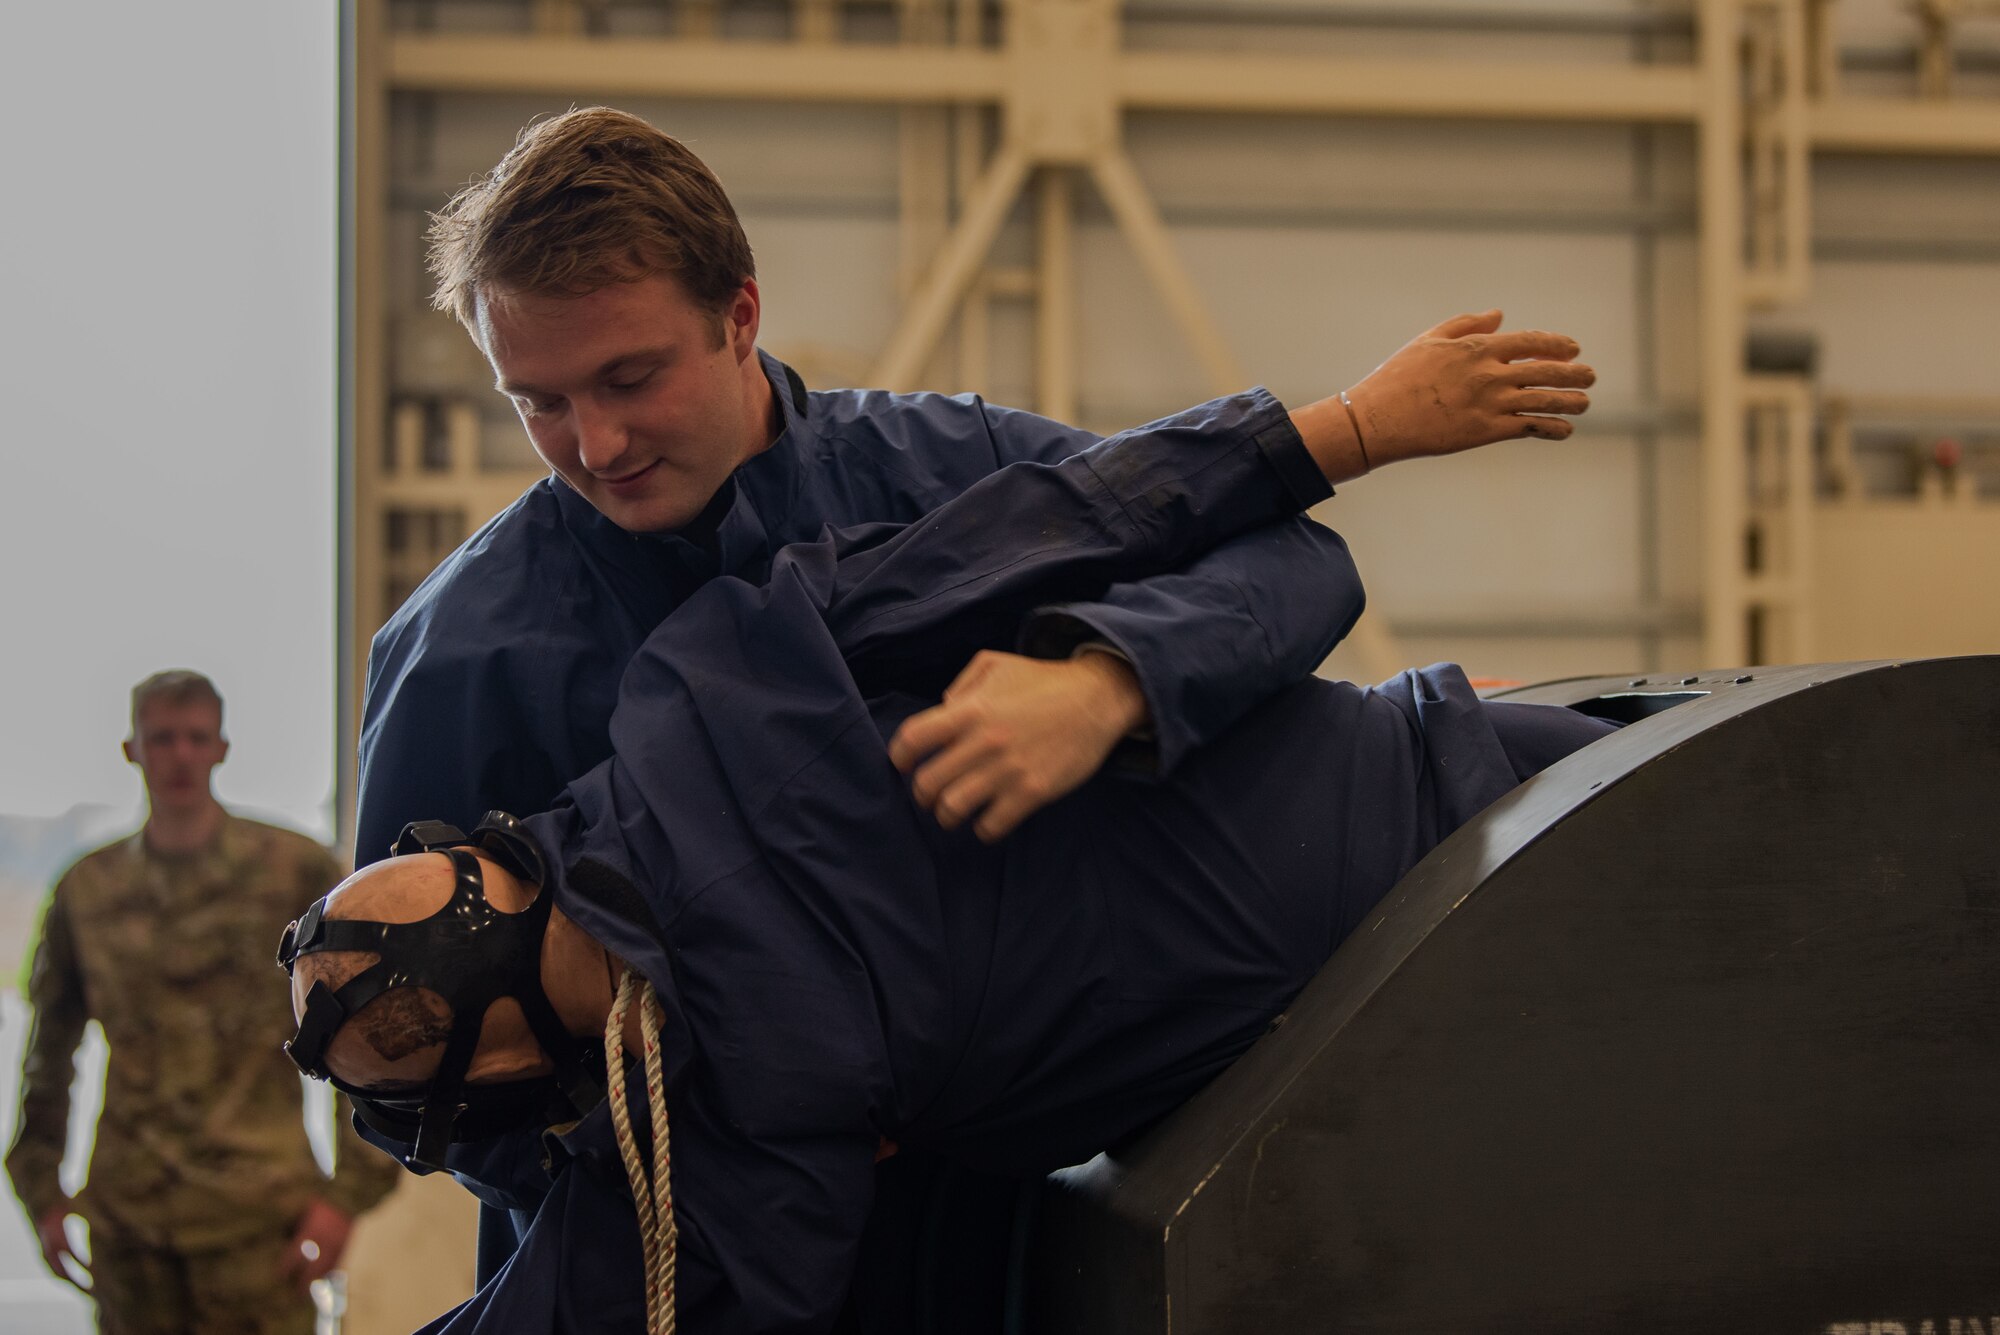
[279,829,617,1169]
[428,108,771,536]
[123,670,227,817]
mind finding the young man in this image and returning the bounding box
[293,383,1612,1333]
[7,672,400,1335]
[358,104,1595,1293]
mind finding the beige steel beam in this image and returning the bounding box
[389,30,2000,159]
[1115,54,1702,122]
[1744,374,1817,662]
[680,0,720,40]
[387,34,1707,126]
[1035,168,1078,424]
[1805,0,1840,96]
[389,34,1006,102]
[1744,0,1811,308]
[344,0,391,854]
[1836,392,2000,420]
[797,0,839,46]
[1813,97,2000,153]
[1698,0,1750,669]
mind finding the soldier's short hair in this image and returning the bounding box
[426,106,757,335]
[130,670,224,732]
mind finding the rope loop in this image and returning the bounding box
[607,968,676,1335]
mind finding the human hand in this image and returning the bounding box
[278,1197,355,1295]
[888,650,1148,843]
[1295,310,1594,482]
[34,1202,89,1291]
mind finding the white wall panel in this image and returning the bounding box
[750,213,908,383]
[1651,430,1706,607]
[1775,260,2000,395]
[1311,431,1645,615]
[1069,220,1645,423]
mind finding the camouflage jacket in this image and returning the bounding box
[5,815,401,1249]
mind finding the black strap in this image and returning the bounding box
[284,981,347,1077]
[393,819,468,860]
[409,1012,486,1172]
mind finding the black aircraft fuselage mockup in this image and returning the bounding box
[1029,657,2000,1335]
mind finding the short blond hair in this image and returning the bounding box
[427,107,756,327]
[130,670,222,733]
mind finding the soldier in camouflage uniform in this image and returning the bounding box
[6,670,401,1335]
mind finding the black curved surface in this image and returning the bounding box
[1028,657,2000,1334]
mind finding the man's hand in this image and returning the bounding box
[1294,309,1595,483]
[34,1202,88,1291]
[888,650,1148,843]
[277,1196,356,1295]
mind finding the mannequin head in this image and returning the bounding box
[288,851,616,1094]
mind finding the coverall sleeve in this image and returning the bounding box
[821,387,1353,709]
[981,395,1365,775]
[1019,518,1365,774]
[5,887,87,1222]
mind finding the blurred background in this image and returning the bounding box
[0,4,343,1326]
[4,0,1998,1330]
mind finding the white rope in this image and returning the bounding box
[606,967,677,1335]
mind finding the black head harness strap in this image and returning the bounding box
[276,813,606,1172]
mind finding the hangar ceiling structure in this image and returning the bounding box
[337,0,2000,843]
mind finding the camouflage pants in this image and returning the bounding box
[88,1231,317,1335]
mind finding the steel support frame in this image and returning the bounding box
[342,0,390,851]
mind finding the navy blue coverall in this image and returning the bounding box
[366,389,1614,1333]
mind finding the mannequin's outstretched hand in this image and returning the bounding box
[1296,310,1595,482]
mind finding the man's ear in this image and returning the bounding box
[216,737,230,765]
[121,738,137,765]
[727,278,761,360]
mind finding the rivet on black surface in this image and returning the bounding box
[1734,675,1753,684]
[1680,676,1699,685]
[1629,679,1648,687]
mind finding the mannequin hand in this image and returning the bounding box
[278,1197,355,1295]
[1297,310,1594,481]
[889,650,1147,843]
[34,1203,89,1291]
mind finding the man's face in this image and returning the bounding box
[123,699,227,815]
[474,273,770,534]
